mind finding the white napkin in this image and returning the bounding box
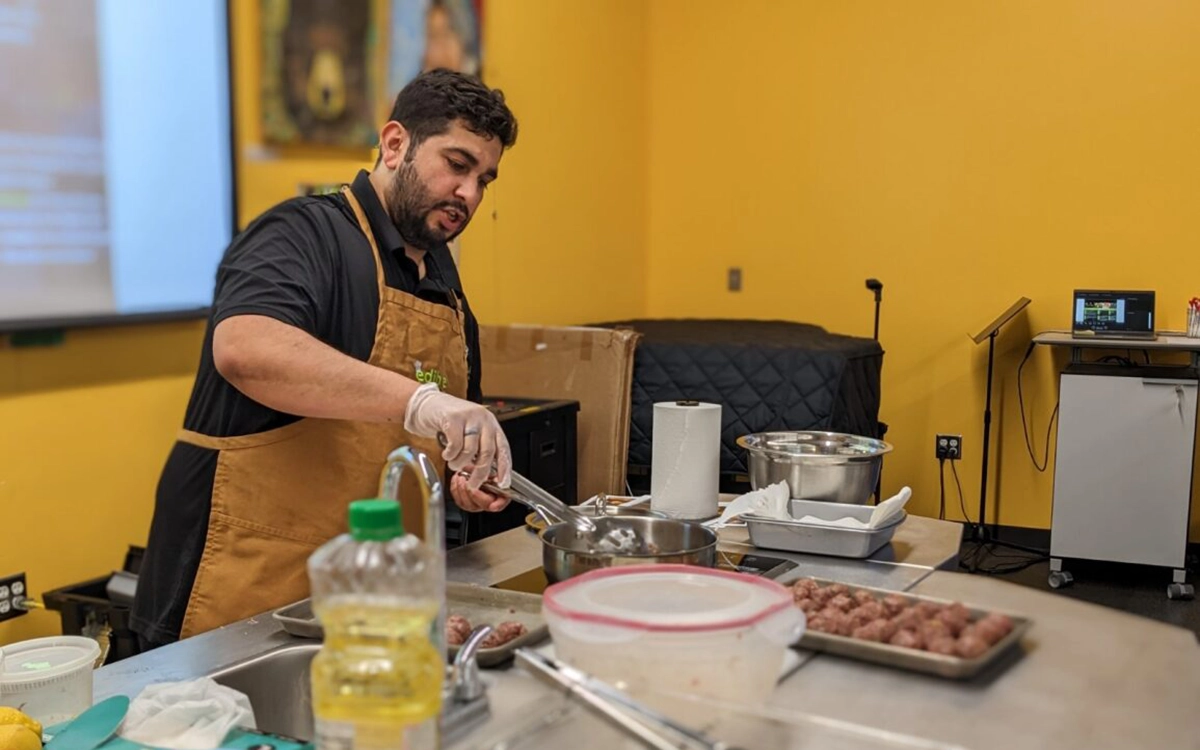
[118,677,256,750]
[704,482,790,529]
[706,484,912,531]
[793,487,912,529]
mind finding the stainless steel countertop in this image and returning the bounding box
[95,515,1200,749]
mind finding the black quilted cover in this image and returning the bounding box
[589,319,885,489]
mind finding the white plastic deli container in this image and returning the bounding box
[0,635,101,725]
[543,564,804,705]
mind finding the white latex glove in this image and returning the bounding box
[404,382,512,490]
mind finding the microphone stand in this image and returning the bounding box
[967,297,1032,570]
[866,278,884,503]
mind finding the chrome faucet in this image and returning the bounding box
[376,446,492,742]
[376,445,446,660]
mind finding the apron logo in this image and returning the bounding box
[414,360,449,391]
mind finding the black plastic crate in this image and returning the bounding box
[41,546,144,665]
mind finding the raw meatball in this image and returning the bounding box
[852,620,890,642]
[848,607,877,630]
[877,618,899,641]
[890,608,925,632]
[446,615,472,646]
[807,614,836,634]
[979,612,1014,638]
[955,634,990,659]
[853,590,876,606]
[926,636,958,656]
[816,610,853,636]
[888,629,924,650]
[915,601,945,620]
[482,621,528,648]
[828,594,856,613]
[827,583,850,596]
[971,619,1007,646]
[855,601,884,621]
[935,607,971,637]
[918,619,951,643]
[792,587,812,604]
[797,598,822,615]
[947,602,972,620]
[792,578,821,594]
[811,587,835,605]
[882,594,909,617]
[833,612,857,637]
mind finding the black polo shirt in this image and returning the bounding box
[132,170,481,644]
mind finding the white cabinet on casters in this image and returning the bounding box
[1049,364,1197,600]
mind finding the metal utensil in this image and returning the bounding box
[435,432,598,536]
[515,649,742,750]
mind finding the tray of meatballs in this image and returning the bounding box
[273,583,547,668]
[443,582,548,667]
[786,576,1029,679]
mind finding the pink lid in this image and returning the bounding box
[543,564,794,633]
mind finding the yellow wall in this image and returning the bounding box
[645,1,1200,535]
[1,0,648,643]
[0,325,201,644]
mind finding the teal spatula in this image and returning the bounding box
[44,695,130,750]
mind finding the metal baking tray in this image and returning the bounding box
[272,582,549,667]
[744,511,906,558]
[777,574,1032,680]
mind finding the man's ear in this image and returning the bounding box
[377,121,410,169]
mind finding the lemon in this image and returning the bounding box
[0,724,42,750]
[0,707,42,737]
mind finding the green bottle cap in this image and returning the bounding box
[348,499,405,541]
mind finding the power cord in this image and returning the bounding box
[945,450,1049,574]
[938,458,946,520]
[950,460,970,524]
[1017,341,1060,472]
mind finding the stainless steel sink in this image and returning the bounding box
[209,643,320,741]
[208,639,492,745]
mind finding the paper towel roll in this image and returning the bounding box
[650,400,722,520]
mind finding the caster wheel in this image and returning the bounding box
[1048,571,1074,589]
[1167,583,1194,601]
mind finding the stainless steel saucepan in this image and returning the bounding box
[540,515,718,583]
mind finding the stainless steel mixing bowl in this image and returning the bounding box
[738,431,893,505]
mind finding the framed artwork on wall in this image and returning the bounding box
[260,0,380,148]
[388,0,483,97]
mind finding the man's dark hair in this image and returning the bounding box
[388,69,518,153]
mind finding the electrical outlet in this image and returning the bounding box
[727,267,742,292]
[935,434,964,460]
[0,572,28,621]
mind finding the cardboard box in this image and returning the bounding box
[480,325,641,500]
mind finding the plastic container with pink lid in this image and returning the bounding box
[542,565,805,704]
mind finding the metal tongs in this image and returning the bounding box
[437,432,597,535]
[515,650,744,750]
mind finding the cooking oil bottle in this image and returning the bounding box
[308,499,443,749]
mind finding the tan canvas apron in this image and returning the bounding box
[178,186,468,638]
